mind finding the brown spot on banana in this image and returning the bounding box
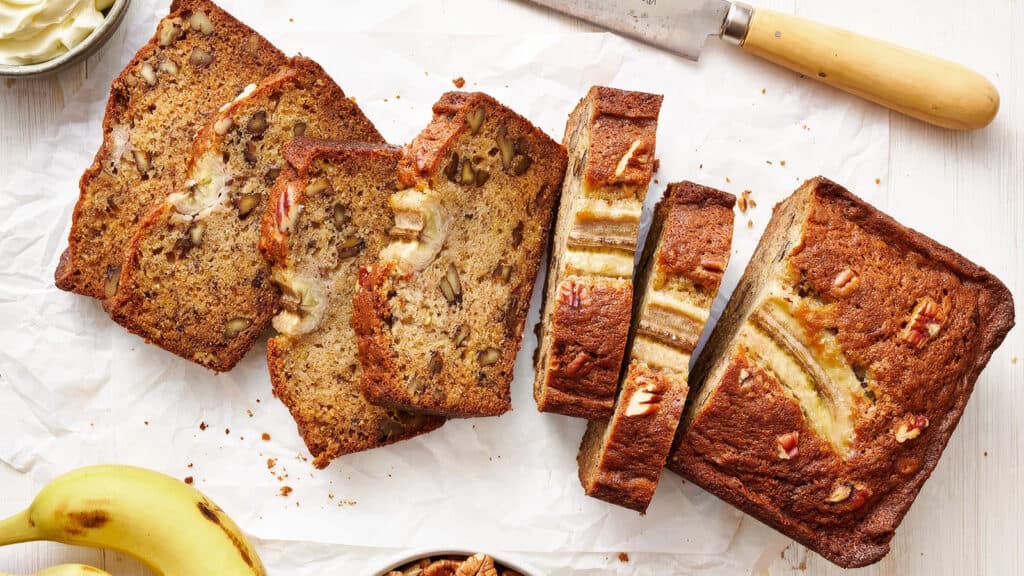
[197,500,255,569]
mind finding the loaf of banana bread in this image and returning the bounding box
[260,139,444,467]
[107,57,383,371]
[55,0,288,300]
[353,92,567,417]
[669,177,1015,567]
[578,182,735,513]
[534,86,663,419]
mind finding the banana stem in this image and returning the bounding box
[0,509,39,547]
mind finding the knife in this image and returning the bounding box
[527,0,999,130]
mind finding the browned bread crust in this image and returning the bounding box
[578,182,735,512]
[55,0,288,299]
[669,176,1015,568]
[354,92,567,417]
[534,86,663,419]
[107,56,382,371]
[260,139,443,468]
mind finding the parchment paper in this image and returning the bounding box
[0,0,888,573]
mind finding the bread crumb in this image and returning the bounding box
[262,432,272,441]
[725,177,731,183]
[747,219,753,228]
[199,421,208,431]
[875,178,882,185]
[802,124,810,131]
[348,96,357,104]
[1012,356,1018,364]
[395,94,401,100]
[279,486,292,497]
[780,160,786,167]
[247,409,254,417]
[738,190,756,213]
[144,421,149,426]
[224,428,230,435]
[288,17,294,23]
[761,88,766,95]
[453,77,466,88]
[184,476,194,485]
[187,462,193,468]
[618,552,629,562]
[984,451,989,456]
[267,458,277,469]
[653,158,660,172]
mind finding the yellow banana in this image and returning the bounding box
[0,565,113,576]
[0,465,265,576]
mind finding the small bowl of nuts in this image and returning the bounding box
[0,0,132,78]
[377,550,538,576]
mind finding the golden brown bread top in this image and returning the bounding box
[671,176,1015,568]
[656,181,736,292]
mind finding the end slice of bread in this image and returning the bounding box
[56,0,288,299]
[534,86,663,419]
[354,92,567,418]
[260,139,444,468]
[107,56,383,371]
[578,182,735,513]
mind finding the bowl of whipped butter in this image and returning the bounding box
[0,0,131,77]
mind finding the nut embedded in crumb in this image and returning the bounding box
[453,76,466,88]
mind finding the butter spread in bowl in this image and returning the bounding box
[0,0,115,66]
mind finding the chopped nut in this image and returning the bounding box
[467,107,485,134]
[901,297,944,348]
[103,265,122,299]
[243,141,259,165]
[159,58,179,75]
[264,167,282,184]
[558,280,588,308]
[460,159,476,185]
[826,483,852,503]
[444,152,460,183]
[511,154,532,175]
[189,47,213,68]
[832,267,860,296]
[305,179,329,195]
[699,256,726,274]
[236,194,260,219]
[895,415,929,443]
[427,352,443,375]
[140,63,157,86]
[474,167,490,187]
[189,10,215,35]
[158,17,183,47]
[246,111,268,134]
[337,237,365,259]
[454,553,498,576]
[496,125,515,169]
[133,150,151,174]
[332,205,350,229]
[511,222,523,247]
[738,190,756,212]
[214,117,234,135]
[189,223,205,246]
[439,263,462,305]
[624,377,663,417]
[452,324,470,348]
[224,317,251,338]
[292,122,307,137]
[492,264,513,283]
[478,348,501,366]
[776,431,799,460]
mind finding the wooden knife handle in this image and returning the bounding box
[740,8,999,130]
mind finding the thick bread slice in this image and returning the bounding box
[668,177,1014,568]
[354,92,567,418]
[55,0,288,299]
[260,139,444,468]
[534,86,663,419]
[107,57,383,371]
[578,182,735,513]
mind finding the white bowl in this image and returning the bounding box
[0,0,132,78]
[375,548,541,575]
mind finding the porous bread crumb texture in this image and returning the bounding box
[534,86,663,419]
[259,139,443,468]
[353,92,567,418]
[578,182,735,513]
[55,0,289,299]
[669,177,1015,568]
[107,56,383,372]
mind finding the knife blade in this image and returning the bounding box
[526,0,999,130]
[529,0,739,60]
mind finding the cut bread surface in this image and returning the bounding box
[354,92,567,418]
[56,0,288,299]
[107,56,383,372]
[260,139,444,468]
[669,177,1015,568]
[534,86,663,419]
[578,182,735,513]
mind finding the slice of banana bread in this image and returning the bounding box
[353,92,567,418]
[578,182,735,513]
[534,86,663,419]
[107,57,383,372]
[668,177,1015,567]
[55,0,288,299]
[260,139,444,468]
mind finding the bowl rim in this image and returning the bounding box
[375,548,541,576]
[0,0,132,78]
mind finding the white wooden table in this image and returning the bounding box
[1,1,1020,574]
